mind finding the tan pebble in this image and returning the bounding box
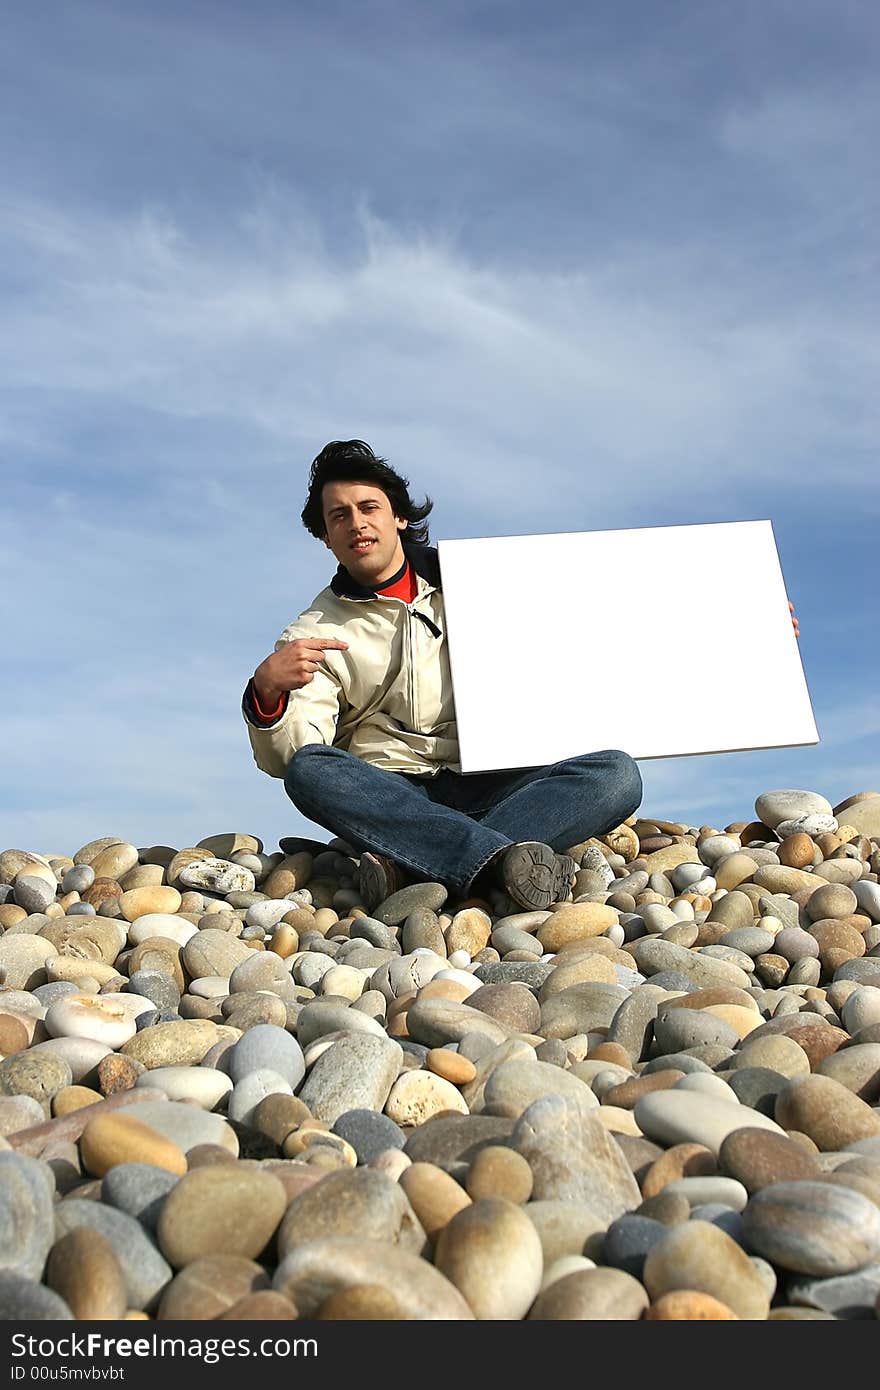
[386,1013,410,1039]
[399,1161,472,1242]
[588,1041,633,1068]
[537,903,619,951]
[0,1014,30,1055]
[445,908,492,956]
[641,1143,717,1198]
[779,833,817,869]
[434,1198,550,1318]
[595,1106,643,1136]
[316,1284,407,1319]
[466,1145,533,1203]
[57,892,80,912]
[53,1085,103,1117]
[0,905,28,928]
[702,1004,763,1039]
[46,1228,128,1321]
[418,979,473,1004]
[646,1290,739,1319]
[218,1291,298,1320]
[119,886,182,922]
[268,925,299,958]
[385,1069,468,1126]
[426,1048,477,1085]
[81,1112,189,1177]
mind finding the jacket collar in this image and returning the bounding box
[330,540,441,599]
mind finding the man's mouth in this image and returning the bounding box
[351,539,376,553]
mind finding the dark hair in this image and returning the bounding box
[300,439,433,545]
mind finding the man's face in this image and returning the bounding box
[321,480,408,586]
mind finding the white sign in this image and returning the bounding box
[438,520,818,773]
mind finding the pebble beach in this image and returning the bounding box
[2,786,880,1322]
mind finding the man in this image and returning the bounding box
[243,440,644,913]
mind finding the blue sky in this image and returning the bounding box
[2,0,878,855]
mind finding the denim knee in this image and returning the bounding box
[606,749,642,815]
[283,744,333,807]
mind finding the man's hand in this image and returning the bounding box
[789,600,800,639]
[254,637,349,707]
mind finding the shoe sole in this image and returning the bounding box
[501,842,566,911]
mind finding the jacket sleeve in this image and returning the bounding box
[242,625,344,780]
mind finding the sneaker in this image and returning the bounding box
[358,851,407,912]
[499,841,567,911]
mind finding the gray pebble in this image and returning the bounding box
[332,1109,406,1164]
[101,1163,180,1232]
[0,1271,72,1319]
[53,1199,173,1312]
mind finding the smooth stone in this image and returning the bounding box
[81,1111,188,1178]
[775,814,838,838]
[818,1044,880,1101]
[0,1152,55,1279]
[157,1164,287,1266]
[297,1033,403,1125]
[46,1227,128,1320]
[742,1181,880,1276]
[13,875,56,914]
[653,1008,740,1054]
[605,986,666,1064]
[404,996,511,1048]
[44,994,137,1048]
[403,1114,516,1179]
[120,1019,222,1069]
[119,886,182,922]
[274,1237,473,1318]
[373,883,448,925]
[0,934,58,989]
[178,858,256,894]
[332,1109,405,1164]
[512,1095,641,1219]
[774,1074,880,1150]
[54,1198,173,1312]
[227,1069,293,1125]
[635,1091,785,1154]
[134,1066,232,1109]
[125,968,180,1011]
[434,1197,543,1319]
[227,1023,305,1088]
[853,880,880,922]
[539,983,630,1040]
[0,1051,73,1110]
[0,1271,72,1319]
[483,1059,598,1118]
[278,1167,425,1259]
[719,1127,822,1192]
[602,1214,666,1278]
[661,1175,748,1211]
[296,1001,387,1048]
[101,1162,180,1231]
[842,990,880,1035]
[786,1264,880,1318]
[157,1253,271,1319]
[182,929,252,980]
[633,938,751,990]
[473,962,554,989]
[755,790,833,831]
[385,1070,468,1126]
[642,1219,771,1319]
[0,1095,45,1136]
[122,1099,238,1155]
[646,1290,738,1319]
[128,914,198,947]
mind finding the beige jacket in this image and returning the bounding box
[243,545,460,779]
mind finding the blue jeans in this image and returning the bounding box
[284,745,642,893]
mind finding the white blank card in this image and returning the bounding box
[438,520,818,774]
